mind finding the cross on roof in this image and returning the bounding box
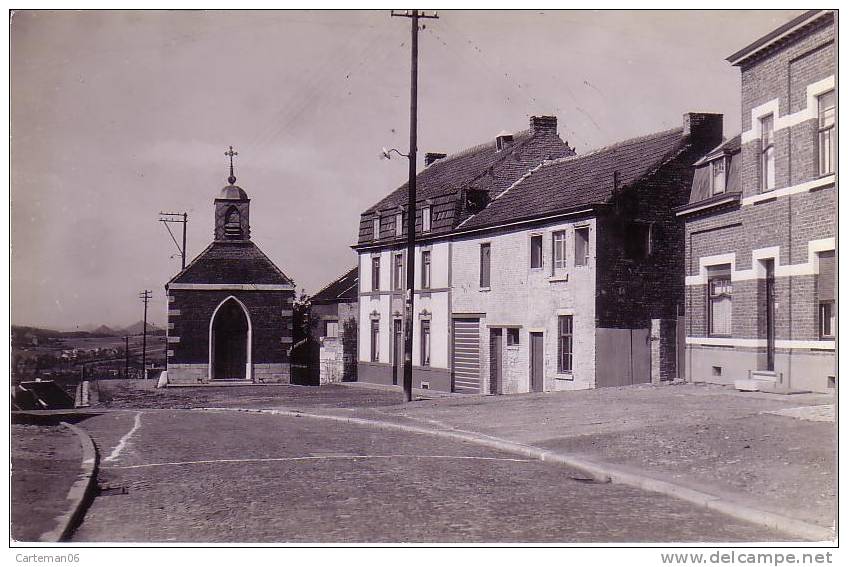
[225,145,238,184]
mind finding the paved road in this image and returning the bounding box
[71,408,785,543]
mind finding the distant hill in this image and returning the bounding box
[121,321,164,336]
[92,325,117,336]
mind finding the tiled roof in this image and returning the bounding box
[358,120,573,245]
[168,240,293,286]
[458,127,688,230]
[311,266,358,304]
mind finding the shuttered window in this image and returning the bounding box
[558,315,573,373]
[818,250,835,338]
[371,257,381,291]
[370,320,380,362]
[552,231,567,274]
[574,227,589,266]
[530,235,543,269]
[761,115,775,191]
[818,91,835,176]
[421,320,431,366]
[480,243,491,288]
[708,265,732,337]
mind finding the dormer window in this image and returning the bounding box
[373,217,380,240]
[711,157,727,195]
[422,206,431,232]
[496,134,514,152]
[395,212,403,237]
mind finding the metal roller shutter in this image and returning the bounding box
[452,318,481,393]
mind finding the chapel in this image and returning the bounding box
[164,148,295,384]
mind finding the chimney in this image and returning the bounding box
[425,152,447,167]
[683,113,723,150]
[530,115,557,135]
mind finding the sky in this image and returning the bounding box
[10,9,805,330]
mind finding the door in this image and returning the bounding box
[489,328,502,395]
[211,299,248,380]
[452,318,481,393]
[530,332,544,392]
[765,260,776,371]
[392,319,403,385]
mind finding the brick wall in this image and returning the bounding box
[167,289,294,365]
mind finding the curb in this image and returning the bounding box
[40,421,100,542]
[197,406,835,542]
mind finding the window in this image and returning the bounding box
[422,207,432,232]
[393,253,404,290]
[370,320,380,361]
[708,265,732,336]
[480,243,491,288]
[760,114,775,191]
[552,231,567,274]
[818,90,835,176]
[506,328,520,346]
[711,158,726,195]
[421,250,431,289]
[574,227,589,266]
[818,250,835,338]
[530,235,543,269]
[371,256,381,291]
[420,320,431,366]
[324,320,339,338]
[624,223,652,260]
[373,217,380,240]
[558,315,573,373]
[395,212,403,237]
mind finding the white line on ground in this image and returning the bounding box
[103,411,143,463]
[101,454,534,470]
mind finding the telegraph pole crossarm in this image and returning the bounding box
[391,9,438,403]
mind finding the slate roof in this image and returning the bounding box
[167,240,293,286]
[458,127,689,231]
[311,267,358,304]
[358,119,573,245]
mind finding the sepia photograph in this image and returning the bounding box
[7,4,839,556]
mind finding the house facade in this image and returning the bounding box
[355,116,575,392]
[676,10,835,393]
[310,266,359,384]
[450,113,722,393]
[165,169,296,385]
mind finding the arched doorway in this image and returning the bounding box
[210,297,251,380]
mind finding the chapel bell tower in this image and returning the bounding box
[214,145,251,241]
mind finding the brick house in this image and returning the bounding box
[310,266,358,384]
[353,116,575,391]
[450,113,722,393]
[165,171,296,385]
[675,10,835,393]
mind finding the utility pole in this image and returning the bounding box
[159,212,189,269]
[139,290,152,379]
[391,9,438,402]
[124,336,130,379]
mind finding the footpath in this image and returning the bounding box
[11,421,97,542]
[294,382,836,540]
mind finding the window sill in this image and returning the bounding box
[548,275,569,283]
[555,373,574,381]
[479,287,491,292]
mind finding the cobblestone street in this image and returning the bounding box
[72,407,786,543]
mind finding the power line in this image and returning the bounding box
[138,290,152,378]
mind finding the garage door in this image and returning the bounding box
[452,318,481,393]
